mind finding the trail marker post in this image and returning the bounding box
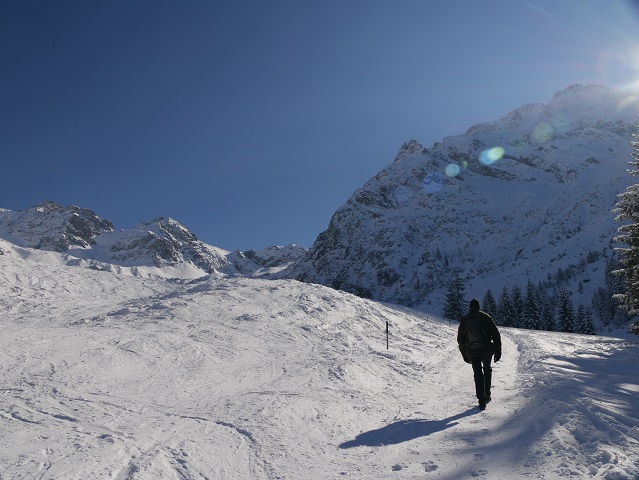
[386,321,389,350]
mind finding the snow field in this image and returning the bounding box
[0,245,638,479]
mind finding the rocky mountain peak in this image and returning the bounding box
[0,202,114,252]
[285,85,639,311]
[34,200,63,212]
[394,139,424,162]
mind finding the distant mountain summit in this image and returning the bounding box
[285,84,639,309]
[92,216,232,272]
[0,204,305,278]
[0,201,114,252]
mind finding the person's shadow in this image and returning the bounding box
[339,408,478,448]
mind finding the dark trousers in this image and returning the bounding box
[470,350,493,404]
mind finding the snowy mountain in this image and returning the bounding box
[0,201,114,252]
[0,202,305,279]
[285,85,639,316]
[0,237,637,479]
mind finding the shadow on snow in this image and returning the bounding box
[338,408,479,449]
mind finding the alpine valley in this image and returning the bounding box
[2,84,639,330]
[2,84,639,479]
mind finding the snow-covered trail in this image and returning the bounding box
[0,247,638,479]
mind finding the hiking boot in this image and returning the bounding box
[479,402,486,411]
[484,367,492,404]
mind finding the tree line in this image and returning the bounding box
[443,275,597,334]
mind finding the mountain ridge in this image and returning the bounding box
[0,202,306,279]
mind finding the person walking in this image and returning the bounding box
[457,299,502,410]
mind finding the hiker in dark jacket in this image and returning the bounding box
[457,299,502,410]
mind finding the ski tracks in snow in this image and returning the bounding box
[1,263,639,479]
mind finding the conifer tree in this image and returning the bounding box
[536,282,555,331]
[497,286,516,327]
[443,275,465,322]
[541,298,556,331]
[613,307,630,328]
[558,288,575,333]
[592,286,612,328]
[575,305,587,334]
[510,284,524,328]
[524,280,542,329]
[574,305,597,335]
[613,130,639,333]
[583,307,596,335]
[482,289,498,318]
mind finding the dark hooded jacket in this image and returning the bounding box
[457,303,501,364]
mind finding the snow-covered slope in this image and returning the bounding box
[286,85,639,312]
[0,238,637,479]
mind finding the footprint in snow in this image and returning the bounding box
[423,461,438,472]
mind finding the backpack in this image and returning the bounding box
[465,313,490,349]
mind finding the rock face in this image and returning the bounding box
[0,201,114,252]
[285,85,639,307]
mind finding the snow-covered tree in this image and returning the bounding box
[613,129,639,333]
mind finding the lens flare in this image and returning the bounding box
[533,123,553,142]
[445,163,461,177]
[422,172,445,193]
[479,147,504,165]
[619,95,639,111]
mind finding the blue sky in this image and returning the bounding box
[2,1,639,251]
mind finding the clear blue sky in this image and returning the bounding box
[2,1,639,251]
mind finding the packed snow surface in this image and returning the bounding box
[0,240,637,479]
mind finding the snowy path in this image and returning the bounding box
[0,248,638,479]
